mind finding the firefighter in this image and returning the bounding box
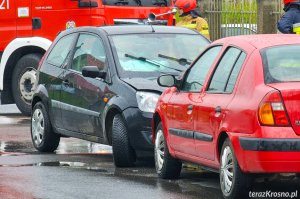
[174,0,210,39]
[278,0,300,34]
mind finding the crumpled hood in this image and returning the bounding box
[121,77,165,93]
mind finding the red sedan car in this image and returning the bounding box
[152,35,300,199]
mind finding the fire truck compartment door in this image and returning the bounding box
[0,0,17,52]
[16,0,32,37]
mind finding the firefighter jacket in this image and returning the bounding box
[176,14,210,40]
[278,3,300,33]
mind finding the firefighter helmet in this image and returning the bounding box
[174,0,197,13]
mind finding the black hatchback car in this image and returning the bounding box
[31,25,210,167]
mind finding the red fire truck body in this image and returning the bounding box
[0,0,173,115]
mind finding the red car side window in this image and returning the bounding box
[207,47,246,93]
[181,46,222,92]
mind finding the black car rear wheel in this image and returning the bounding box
[155,122,182,179]
[112,114,136,167]
[31,102,60,152]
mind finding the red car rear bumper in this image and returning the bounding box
[230,130,300,173]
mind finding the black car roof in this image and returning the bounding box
[62,25,200,36]
[98,25,200,35]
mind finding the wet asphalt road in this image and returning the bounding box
[0,105,300,199]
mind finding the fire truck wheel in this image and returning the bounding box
[12,53,42,116]
[112,114,136,167]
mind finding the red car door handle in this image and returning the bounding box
[187,105,193,115]
[215,106,221,113]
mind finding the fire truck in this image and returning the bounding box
[0,0,174,115]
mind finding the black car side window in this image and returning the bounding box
[72,34,106,72]
[181,46,222,92]
[47,34,76,67]
[207,47,245,93]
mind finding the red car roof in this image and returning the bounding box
[213,34,300,49]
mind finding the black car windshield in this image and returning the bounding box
[262,44,300,83]
[110,33,209,78]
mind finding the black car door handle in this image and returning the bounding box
[215,106,221,113]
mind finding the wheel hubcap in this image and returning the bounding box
[220,146,234,194]
[31,108,45,146]
[155,129,165,171]
[19,68,37,102]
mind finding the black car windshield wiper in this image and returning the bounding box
[124,53,183,72]
[158,54,192,66]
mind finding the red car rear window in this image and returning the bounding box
[262,44,300,84]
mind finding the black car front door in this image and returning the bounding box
[60,33,109,137]
[42,33,77,130]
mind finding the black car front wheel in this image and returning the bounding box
[112,114,136,167]
[31,102,60,152]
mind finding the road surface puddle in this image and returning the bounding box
[0,152,27,156]
[0,161,110,173]
[191,180,219,189]
[0,140,112,155]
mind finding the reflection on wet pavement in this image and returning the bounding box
[0,141,33,154]
[0,140,112,155]
[0,161,109,173]
[0,115,30,125]
[0,152,27,157]
[56,141,112,155]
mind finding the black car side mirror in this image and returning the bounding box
[157,75,179,88]
[82,66,106,79]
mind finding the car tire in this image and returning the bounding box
[12,53,42,116]
[155,122,182,179]
[31,102,60,152]
[220,138,252,199]
[112,114,136,167]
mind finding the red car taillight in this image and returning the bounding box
[258,91,290,126]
